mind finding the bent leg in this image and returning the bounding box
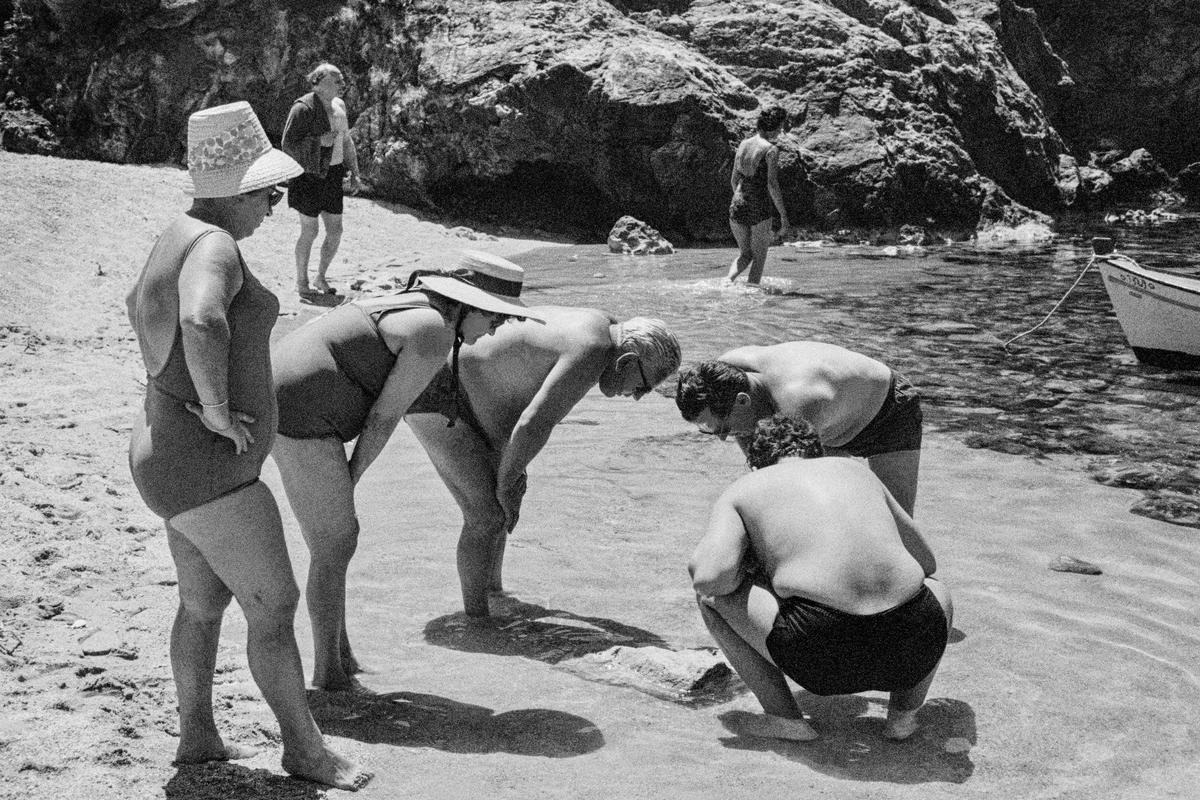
[745,217,774,284]
[165,523,255,764]
[273,434,361,690]
[700,581,817,739]
[294,213,320,291]
[885,576,954,740]
[315,212,343,290]
[169,482,370,789]
[728,220,753,281]
[407,413,504,616]
[867,448,921,518]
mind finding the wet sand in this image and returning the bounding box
[2,152,1198,798]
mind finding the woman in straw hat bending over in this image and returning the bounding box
[272,250,542,690]
[127,101,370,790]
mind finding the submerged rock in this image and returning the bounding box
[1048,554,1102,575]
[1130,492,1200,529]
[561,645,733,701]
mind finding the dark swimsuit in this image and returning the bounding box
[729,149,777,227]
[273,293,486,442]
[765,585,948,696]
[128,226,280,520]
[841,371,923,458]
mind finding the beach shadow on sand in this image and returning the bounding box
[718,695,976,784]
[308,688,604,757]
[164,762,322,800]
[423,596,670,664]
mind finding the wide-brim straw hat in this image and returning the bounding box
[415,251,542,321]
[185,101,302,198]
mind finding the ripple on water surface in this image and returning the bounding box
[515,218,1200,527]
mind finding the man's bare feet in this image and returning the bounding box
[312,666,360,692]
[282,745,373,791]
[174,738,258,764]
[883,708,920,740]
[725,709,818,741]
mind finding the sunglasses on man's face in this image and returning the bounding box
[267,187,284,208]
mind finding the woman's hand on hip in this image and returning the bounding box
[186,402,257,455]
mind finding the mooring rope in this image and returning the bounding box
[1002,255,1098,352]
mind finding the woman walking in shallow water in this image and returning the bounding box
[728,105,791,285]
[126,101,369,790]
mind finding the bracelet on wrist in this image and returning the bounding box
[200,399,228,408]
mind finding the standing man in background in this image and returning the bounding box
[282,62,361,299]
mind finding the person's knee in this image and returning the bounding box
[296,216,319,240]
[306,516,361,567]
[241,575,301,625]
[178,584,233,625]
[460,503,505,543]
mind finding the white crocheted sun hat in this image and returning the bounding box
[185,101,302,198]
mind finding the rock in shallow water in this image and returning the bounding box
[1048,555,1102,575]
[559,645,732,701]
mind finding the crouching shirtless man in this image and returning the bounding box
[689,414,952,741]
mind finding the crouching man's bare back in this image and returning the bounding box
[689,415,951,742]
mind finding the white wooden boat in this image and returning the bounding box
[1095,247,1200,369]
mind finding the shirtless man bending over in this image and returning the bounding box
[675,340,922,515]
[405,308,681,616]
[689,414,952,742]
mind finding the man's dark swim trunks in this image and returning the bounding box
[765,585,948,696]
[842,371,922,458]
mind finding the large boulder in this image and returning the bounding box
[1,0,1071,237]
[660,0,1067,226]
[1016,0,1200,172]
[1177,162,1200,207]
[1103,147,1175,203]
[1055,153,1111,208]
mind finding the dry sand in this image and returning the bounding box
[1,151,1198,799]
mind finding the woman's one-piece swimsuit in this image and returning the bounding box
[128,225,280,520]
[729,148,776,227]
[273,293,435,442]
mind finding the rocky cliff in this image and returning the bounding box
[0,0,1176,238]
[1015,0,1200,172]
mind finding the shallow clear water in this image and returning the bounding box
[514,215,1200,525]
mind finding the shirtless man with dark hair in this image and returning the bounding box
[690,414,951,742]
[406,306,681,617]
[676,340,923,515]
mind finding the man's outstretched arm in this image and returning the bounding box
[494,350,606,528]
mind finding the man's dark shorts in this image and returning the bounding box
[842,371,922,458]
[765,585,948,695]
[288,162,345,217]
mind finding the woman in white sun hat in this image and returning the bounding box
[126,101,370,790]
[271,250,542,690]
